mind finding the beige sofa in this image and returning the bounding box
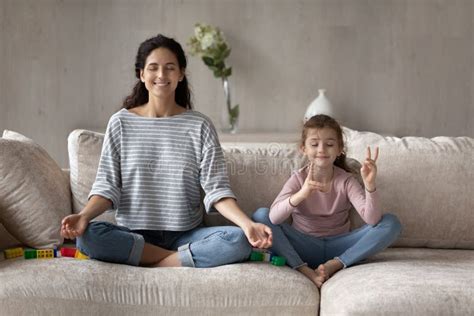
[0,127,473,315]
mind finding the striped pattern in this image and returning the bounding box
[89,109,235,231]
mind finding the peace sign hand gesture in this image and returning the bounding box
[360,146,379,192]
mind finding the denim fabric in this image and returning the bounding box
[77,222,252,268]
[252,208,402,269]
[76,221,145,266]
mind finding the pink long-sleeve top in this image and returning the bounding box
[270,165,382,237]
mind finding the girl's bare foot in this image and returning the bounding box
[317,259,344,286]
[298,265,326,288]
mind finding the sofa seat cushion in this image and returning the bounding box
[0,259,319,315]
[320,248,474,315]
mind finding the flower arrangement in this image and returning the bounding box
[188,23,239,132]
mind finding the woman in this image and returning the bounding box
[61,34,272,268]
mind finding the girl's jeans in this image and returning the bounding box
[76,222,252,268]
[252,208,402,269]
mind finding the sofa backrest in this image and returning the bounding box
[67,128,474,250]
[344,128,474,249]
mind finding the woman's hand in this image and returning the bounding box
[242,222,273,249]
[60,214,89,240]
[213,198,273,248]
[360,146,379,192]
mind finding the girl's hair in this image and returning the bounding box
[301,114,354,173]
[122,34,192,110]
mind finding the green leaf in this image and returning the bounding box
[202,56,215,66]
[214,61,225,70]
[229,104,239,118]
[222,47,231,59]
[223,67,232,77]
[213,68,223,78]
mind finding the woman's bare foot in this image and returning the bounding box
[154,252,181,267]
[298,265,326,288]
[140,243,181,267]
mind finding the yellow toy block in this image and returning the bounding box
[5,247,24,259]
[74,250,89,260]
[37,249,57,259]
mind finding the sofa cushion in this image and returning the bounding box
[205,144,306,226]
[68,129,116,224]
[0,130,71,248]
[0,224,21,250]
[344,129,474,249]
[0,260,319,315]
[320,248,474,315]
[68,129,103,214]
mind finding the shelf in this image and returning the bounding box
[218,132,300,144]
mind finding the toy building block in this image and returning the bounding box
[262,252,271,262]
[24,248,58,259]
[74,250,89,260]
[24,249,37,259]
[60,247,77,258]
[250,251,265,261]
[249,248,273,262]
[37,249,58,259]
[250,248,287,266]
[5,247,24,259]
[270,256,286,266]
[250,249,271,262]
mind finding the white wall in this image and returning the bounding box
[1,0,473,166]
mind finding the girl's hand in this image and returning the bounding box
[60,214,89,240]
[360,146,379,192]
[290,162,327,206]
[300,162,326,198]
[243,222,273,249]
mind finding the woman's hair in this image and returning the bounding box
[122,34,192,109]
[301,114,354,173]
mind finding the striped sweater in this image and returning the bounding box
[89,108,236,231]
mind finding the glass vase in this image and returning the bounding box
[221,77,239,134]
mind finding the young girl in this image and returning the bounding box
[61,34,272,268]
[252,114,401,288]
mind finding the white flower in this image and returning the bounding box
[195,25,205,39]
[200,33,215,50]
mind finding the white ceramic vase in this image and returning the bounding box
[304,89,334,122]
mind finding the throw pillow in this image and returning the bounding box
[67,129,116,224]
[0,130,71,248]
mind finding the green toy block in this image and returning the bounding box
[24,249,37,259]
[271,256,286,266]
[250,251,264,261]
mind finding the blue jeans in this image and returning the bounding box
[76,222,252,268]
[252,208,402,269]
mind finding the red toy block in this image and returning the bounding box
[60,247,77,258]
